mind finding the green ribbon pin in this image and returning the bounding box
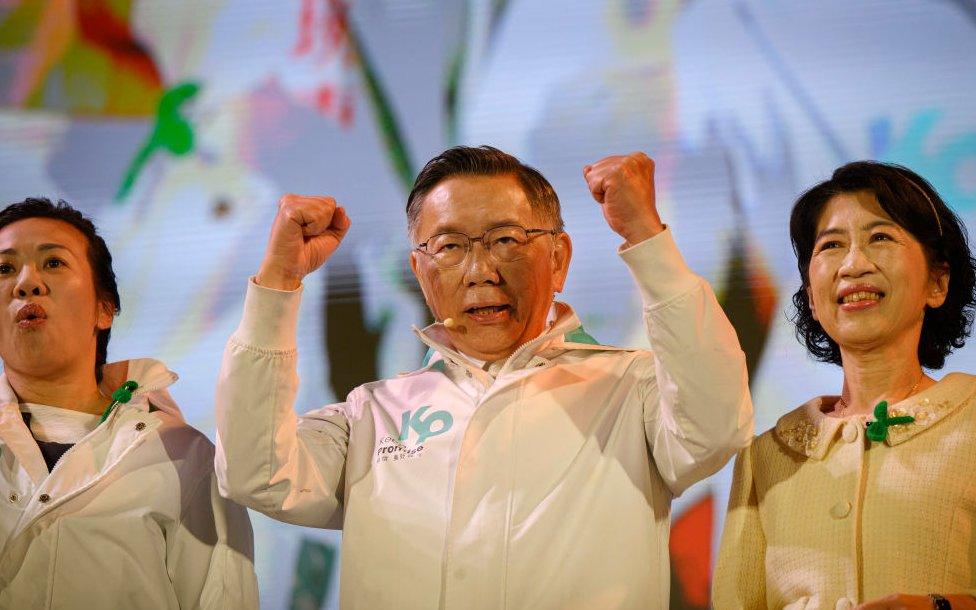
[100,380,140,423]
[865,400,915,442]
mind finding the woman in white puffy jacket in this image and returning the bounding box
[0,197,258,609]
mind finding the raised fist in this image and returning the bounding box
[255,194,351,290]
[583,152,665,246]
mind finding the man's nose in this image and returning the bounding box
[462,241,501,285]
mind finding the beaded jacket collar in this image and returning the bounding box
[774,372,976,459]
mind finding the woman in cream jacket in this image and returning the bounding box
[714,163,976,610]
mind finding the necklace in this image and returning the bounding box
[834,373,924,416]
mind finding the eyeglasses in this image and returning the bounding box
[415,225,558,268]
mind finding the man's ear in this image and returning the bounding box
[409,251,428,296]
[551,232,572,293]
[409,249,421,286]
[409,250,435,310]
[806,285,818,321]
[927,263,950,309]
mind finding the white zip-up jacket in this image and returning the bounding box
[216,229,753,609]
[0,358,259,610]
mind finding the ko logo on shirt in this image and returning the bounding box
[399,406,453,445]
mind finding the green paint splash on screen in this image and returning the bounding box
[345,17,415,191]
[116,82,200,201]
[289,538,338,610]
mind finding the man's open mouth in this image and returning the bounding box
[465,305,511,315]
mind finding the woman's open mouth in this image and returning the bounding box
[15,303,47,328]
[837,290,884,311]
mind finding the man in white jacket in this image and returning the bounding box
[216,147,753,609]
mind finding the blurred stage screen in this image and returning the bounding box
[1,1,974,608]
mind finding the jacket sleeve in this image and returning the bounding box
[619,228,754,496]
[712,444,767,609]
[167,442,260,610]
[215,279,350,528]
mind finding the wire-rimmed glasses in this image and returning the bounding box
[415,225,558,268]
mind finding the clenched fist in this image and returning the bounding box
[583,152,665,246]
[255,194,351,291]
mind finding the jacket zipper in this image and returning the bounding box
[6,404,157,543]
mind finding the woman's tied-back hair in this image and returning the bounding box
[405,145,565,240]
[0,197,120,382]
[789,161,976,369]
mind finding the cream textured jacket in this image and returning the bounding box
[216,229,754,610]
[713,373,976,610]
[0,358,259,610]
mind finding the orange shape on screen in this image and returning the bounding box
[669,493,713,608]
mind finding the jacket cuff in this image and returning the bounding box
[618,227,701,308]
[234,277,303,351]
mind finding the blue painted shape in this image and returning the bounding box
[878,109,976,211]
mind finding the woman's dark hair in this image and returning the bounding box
[789,161,976,369]
[0,198,120,381]
[406,145,564,239]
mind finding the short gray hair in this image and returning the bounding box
[406,145,564,240]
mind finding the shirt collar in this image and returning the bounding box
[775,372,976,459]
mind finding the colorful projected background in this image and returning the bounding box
[1,1,974,608]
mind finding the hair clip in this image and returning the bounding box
[905,178,944,237]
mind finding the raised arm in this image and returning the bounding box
[214,195,353,527]
[584,153,753,495]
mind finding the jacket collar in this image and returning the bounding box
[775,372,976,459]
[0,357,181,435]
[0,358,180,485]
[412,301,617,379]
[0,358,177,407]
[96,358,181,418]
